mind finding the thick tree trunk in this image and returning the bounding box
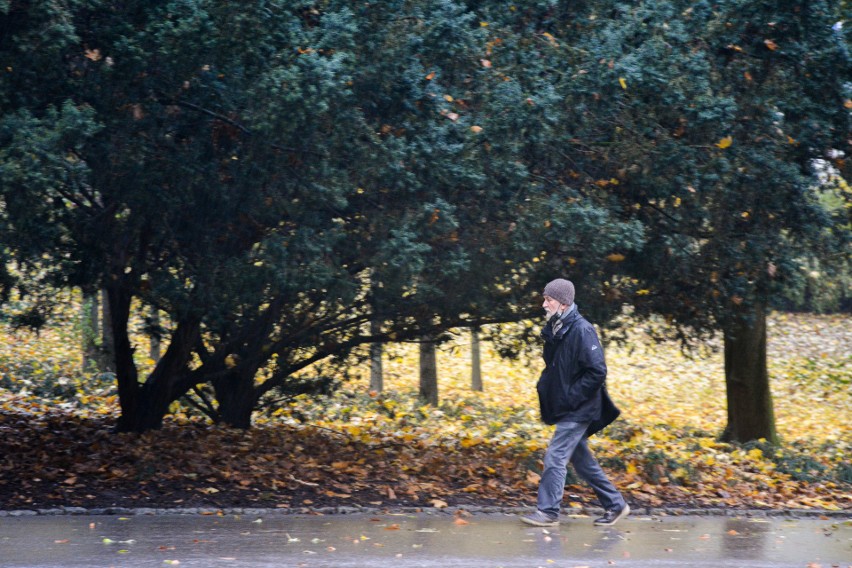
[214,371,260,429]
[419,337,438,405]
[470,327,483,392]
[369,319,383,393]
[134,318,202,431]
[721,303,778,444]
[111,301,201,433]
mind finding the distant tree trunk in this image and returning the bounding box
[721,303,778,444]
[81,292,99,372]
[471,327,483,392]
[369,318,383,392]
[100,288,115,372]
[419,336,438,405]
[149,307,161,363]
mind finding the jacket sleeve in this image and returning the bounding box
[566,325,607,409]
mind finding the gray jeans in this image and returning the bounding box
[537,419,626,516]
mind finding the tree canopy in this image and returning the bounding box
[1,0,848,438]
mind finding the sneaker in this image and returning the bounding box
[520,510,559,527]
[593,503,630,526]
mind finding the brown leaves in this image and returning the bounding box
[0,312,849,513]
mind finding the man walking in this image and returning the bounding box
[521,278,629,528]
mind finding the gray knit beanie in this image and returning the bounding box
[543,278,575,306]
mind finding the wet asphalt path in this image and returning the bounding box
[0,511,849,567]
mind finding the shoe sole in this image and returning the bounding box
[594,503,631,526]
[520,517,559,527]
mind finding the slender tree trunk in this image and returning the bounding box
[721,303,778,444]
[369,319,384,392]
[107,285,140,432]
[81,292,99,372]
[149,307,161,363]
[100,288,115,372]
[470,327,483,392]
[419,336,438,405]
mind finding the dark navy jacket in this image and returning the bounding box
[537,306,620,434]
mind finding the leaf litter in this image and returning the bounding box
[0,311,848,512]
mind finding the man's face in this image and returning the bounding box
[542,295,564,319]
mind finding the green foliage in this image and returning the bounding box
[1,0,848,433]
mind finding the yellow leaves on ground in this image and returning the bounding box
[0,309,849,512]
[716,136,733,149]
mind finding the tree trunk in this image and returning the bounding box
[470,327,483,392]
[81,292,99,373]
[721,303,778,444]
[111,299,201,433]
[419,337,438,405]
[149,307,161,363]
[100,288,116,372]
[107,285,140,432]
[133,318,201,431]
[369,319,383,393]
[214,370,260,429]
